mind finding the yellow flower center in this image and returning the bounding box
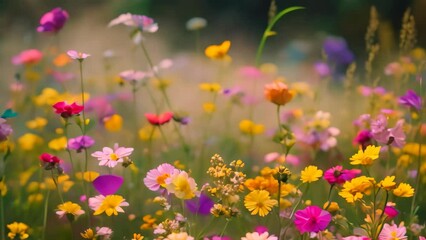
[156,173,170,186]
[110,153,119,161]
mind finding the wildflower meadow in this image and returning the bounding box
[1,1,425,240]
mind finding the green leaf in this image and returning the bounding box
[1,109,18,119]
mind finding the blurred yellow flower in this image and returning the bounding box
[244,190,277,217]
[350,145,381,166]
[7,222,29,240]
[323,201,340,212]
[132,233,144,240]
[75,171,100,182]
[403,143,426,156]
[203,102,216,113]
[45,175,74,192]
[245,176,278,194]
[152,78,171,90]
[53,53,72,67]
[138,125,160,141]
[300,165,323,183]
[18,133,43,151]
[397,154,413,167]
[199,82,222,93]
[239,119,265,135]
[48,136,67,151]
[173,160,185,170]
[19,167,37,186]
[205,40,231,61]
[27,181,45,193]
[260,63,278,75]
[393,183,414,197]
[104,114,123,132]
[34,88,60,106]
[0,141,15,153]
[378,176,396,190]
[56,201,85,219]
[28,193,44,203]
[140,214,157,230]
[26,117,47,130]
[0,179,7,196]
[411,47,426,61]
[81,228,95,239]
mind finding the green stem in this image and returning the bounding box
[324,184,335,210]
[0,192,4,240]
[220,219,231,237]
[51,170,64,203]
[42,190,51,240]
[78,61,87,135]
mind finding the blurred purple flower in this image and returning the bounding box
[85,96,115,121]
[323,37,354,65]
[313,62,331,78]
[371,115,406,148]
[323,166,361,185]
[67,50,90,60]
[0,118,13,142]
[51,71,75,83]
[185,193,214,215]
[353,129,373,149]
[68,135,95,152]
[37,7,69,33]
[93,174,124,195]
[399,90,422,111]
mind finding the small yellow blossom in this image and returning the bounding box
[203,102,216,113]
[173,160,185,170]
[323,201,340,212]
[75,171,99,182]
[26,117,47,130]
[300,165,323,183]
[56,201,85,219]
[350,145,381,165]
[48,136,67,151]
[403,143,426,156]
[393,183,414,197]
[18,133,43,151]
[339,176,375,203]
[45,175,74,192]
[28,193,44,203]
[103,114,123,132]
[19,167,37,186]
[244,190,278,217]
[7,222,29,240]
[239,119,265,135]
[132,233,144,240]
[33,88,61,106]
[138,125,160,141]
[378,176,396,190]
[199,82,222,93]
[397,154,413,167]
[205,40,231,61]
[93,195,129,216]
[140,215,157,230]
[81,228,95,239]
[0,179,7,197]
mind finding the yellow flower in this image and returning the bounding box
[411,47,426,61]
[205,40,231,61]
[339,176,375,203]
[350,145,381,165]
[300,165,323,183]
[165,171,198,200]
[81,228,95,239]
[239,120,265,135]
[18,133,43,151]
[377,176,396,190]
[28,193,43,203]
[33,88,60,106]
[75,171,99,182]
[203,102,216,113]
[103,114,123,132]
[45,175,74,192]
[92,195,129,216]
[7,222,29,240]
[48,137,67,151]
[393,183,414,197]
[56,201,85,219]
[403,143,426,156]
[323,201,340,212]
[397,154,413,167]
[0,179,7,197]
[199,82,222,93]
[138,124,160,141]
[132,233,144,240]
[19,167,37,186]
[140,214,157,230]
[152,78,172,90]
[26,117,47,130]
[244,190,278,217]
[244,176,278,194]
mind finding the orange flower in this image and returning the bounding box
[205,41,231,61]
[264,81,294,105]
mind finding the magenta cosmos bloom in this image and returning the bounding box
[93,174,124,195]
[0,118,13,142]
[143,163,179,191]
[294,205,332,234]
[91,143,134,168]
[324,166,361,185]
[37,7,69,33]
[53,101,84,118]
[12,49,43,66]
[399,90,422,111]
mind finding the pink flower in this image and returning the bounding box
[52,101,84,118]
[67,50,90,60]
[12,49,43,66]
[108,13,158,32]
[91,143,134,168]
[323,166,361,185]
[241,231,277,240]
[384,204,399,219]
[145,112,173,125]
[39,153,63,172]
[37,7,69,33]
[379,223,407,240]
[371,115,406,148]
[294,205,332,234]
[342,237,370,240]
[119,70,149,83]
[96,227,113,239]
[144,163,179,191]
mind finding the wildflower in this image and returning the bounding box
[241,231,278,240]
[0,179,7,196]
[18,133,43,151]
[393,183,414,197]
[144,163,179,191]
[39,153,62,172]
[45,175,74,192]
[89,194,129,216]
[239,120,265,135]
[67,50,90,61]
[244,190,277,217]
[108,13,158,32]
[81,228,95,239]
[68,135,95,152]
[384,204,399,219]
[314,61,331,78]
[93,174,124,195]
[56,201,85,220]
[26,117,47,130]
[294,205,332,234]
[91,143,134,168]
[185,193,215,215]
[145,112,174,125]
[339,176,375,203]
[371,115,406,148]
[140,214,157,230]
[205,40,231,61]
[165,171,198,199]
[119,70,148,84]
[48,137,67,151]
[53,101,84,118]
[379,223,407,240]
[0,118,13,142]
[323,36,354,65]
[323,201,340,212]
[53,53,72,67]
[378,176,396,190]
[353,130,373,149]
[165,232,194,240]
[132,233,144,240]
[103,114,123,132]
[96,227,113,239]
[323,166,361,185]
[37,7,69,33]
[399,90,422,111]
[300,166,323,183]
[350,145,381,166]
[342,237,370,240]
[186,17,207,31]
[202,102,216,113]
[7,222,29,240]
[75,171,99,182]
[199,82,222,92]
[12,49,43,65]
[264,81,294,106]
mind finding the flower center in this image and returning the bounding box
[156,173,170,186]
[110,153,119,161]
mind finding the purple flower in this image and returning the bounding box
[313,62,331,78]
[93,174,124,195]
[0,118,13,142]
[294,205,332,234]
[323,166,361,185]
[37,8,69,33]
[323,37,354,65]
[68,135,95,152]
[399,90,422,111]
[371,115,406,148]
[353,130,373,149]
[185,193,214,215]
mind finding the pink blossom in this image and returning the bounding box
[241,231,277,240]
[119,70,149,83]
[379,223,407,240]
[108,13,158,32]
[342,237,370,240]
[145,112,174,125]
[37,7,69,33]
[12,49,43,66]
[323,166,361,185]
[294,205,332,234]
[67,50,90,60]
[91,143,134,168]
[52,101,84,118]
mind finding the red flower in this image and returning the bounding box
[53,101,84,118]
[39,153,63,172]
[145,112,173,125]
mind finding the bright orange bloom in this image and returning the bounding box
[264,81,294,105]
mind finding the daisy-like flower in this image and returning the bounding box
[294,205,332,234]
[93,174,124,195]
[145,112,174,125]
[244,190,278,217]
[67,50,90,61]
[119,70,149,84]
[239,120,265,135]
[56,201,85,220]
[91,143,134,168]
[144,163,179,191]
[7,222,29,240]
[241,231,278,240]
[164,232,194,240]
[379,222,407,240]
[377,176,397,191]
[342,236,371,240]
[68,135,95,152]
[393,183,414,197]
[300,165,323,183]
[89,194,129,216]
[339,176,375,203]
[205,40,231,61]
[399,89,422,111]
[165,170,198,199]
[96,227,113,239]
[350,145,381,166]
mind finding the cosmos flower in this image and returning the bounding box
[108,13,158,33]
[93,175,124,195]
[39,153,62,171]
[145,112,174,125]
[67,50,90,61]
[399,90,422,111]
[144,163,179,191]
[91,143,134,168]
[0,118,13,142]
[52,101,84,118]
[12,49,43,66]
[185,193,215,215]
[119,70,149,83]
[323,166,361,185]
[37,7,69,33]
[379,223,407,240]
[294,205,332,234]
[241,231,278,240]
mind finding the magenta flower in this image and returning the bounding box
[143,163,179,191]
[0,118,13,142]
[91,143,134,168]
[342,237,371,240]
[12,49,43,66]
[68,135,95,152]
[384,205,399,219]
[185,193,214,215]
[399,90,422,111]
[294,205,332,234]
[108,13,158,33]
[53,101,84,118]
[353,130,373,149]
[67,50,90,61]
[37,7,69,33]
[93,174,124,195]
[323,166,361,185]
[314,62,331,78]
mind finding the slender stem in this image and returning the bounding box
[51,170,64,203]
[157,126,170,148]
[323,184,335,210]
[0,190,4,240]
[277,180,282,240]
[78,61,87,135]
[42,190,51,240]
[220,219,231,237]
